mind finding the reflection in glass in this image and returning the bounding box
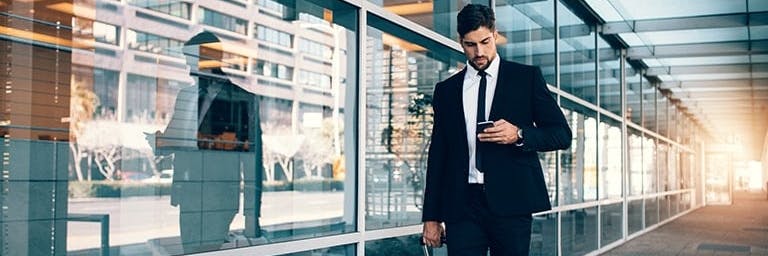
[373,0,488,40]
[601,203,622,247]
[599,116,622,199]
[540,151,558,206]
[127,30,186,58]
[277,244,355,256]
[659,194,670,222]
[60,0,358,254]
[365,234,446,256]
[198,7,248,35]
[560,100,598,204]
[657,142,669,192]
[598,38,621,116]
[668,146,679,191]
[561,207,598,255]
[625,69,642,125]
[628,199,643,235]
[626,129,642,196]
[645,197,659,227]
[670,194,679,216]
[558,0,596,104]
[128,0,191,19]
[657,97,669,136]
[643,136,657,194]
[0,2,73,254]
[641,80,656,131]
[364,15,463,230]
[530,213,557,256]
[496,0,556,85]
[74,18,120,45]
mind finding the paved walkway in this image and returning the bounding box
[602,191,768,256]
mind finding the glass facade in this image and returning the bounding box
[0,0,701,255]
[364,13,464,230]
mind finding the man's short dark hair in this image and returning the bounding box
[457,4,496,38]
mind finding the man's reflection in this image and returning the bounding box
[154,31,263,254]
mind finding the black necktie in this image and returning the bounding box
[476,70,487,172]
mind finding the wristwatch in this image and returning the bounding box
[516,128,524,145]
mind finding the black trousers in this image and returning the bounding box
[445,184,533,256]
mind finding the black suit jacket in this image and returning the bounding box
[422,59,571,222]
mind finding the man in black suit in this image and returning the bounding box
[421,4,571,255]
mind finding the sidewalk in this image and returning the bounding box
[602,191,768,256]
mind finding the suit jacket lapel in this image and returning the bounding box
[454,68,469,155]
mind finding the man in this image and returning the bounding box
[421,4,572,255]
[153,31,264,254]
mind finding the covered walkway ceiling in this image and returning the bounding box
[582,0,768,159]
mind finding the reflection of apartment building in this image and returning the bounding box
[70,0,350,134]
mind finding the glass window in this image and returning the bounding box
[657,96,669,136]
[254,60,294,81]
[641,79,656,131]
[558,1,597,104]
[561,207,598,255]
[531,213,558,255]
[277,244,356,256]
[668,147,679,191]
[658,142,669,192]
[598,115,622,199]
[299,38,333,59]
[600,202,622,247]
[125,73,159,120]
[371,0,490,41]
[680,152,693,190]
[496,0,556,86]
[298,70,332,90]
[680,191,691,212]
[560,99,598,205]
[127,30,186,58]
[128,0,191,19]
[74,18,120,45]
[256,25,293,48]
[71,67,120,119]
[643,136,658,194]
[19,0,361,254]
[669,108,678,142]
[540,150,558,206]
[364,14,464,230]
[0,16,72,253]
[628,128,643,196]
[660,194,671,222]
[198,7,248,35]
[257,0,288,18]
[628,199,644,235]
[645,197,659,227]
[626,68,642,125]
[598,38,621,115]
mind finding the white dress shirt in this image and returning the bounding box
[463,56,500,184]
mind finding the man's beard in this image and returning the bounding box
[470,56,490,71]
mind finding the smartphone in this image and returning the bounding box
[477,120,494,133]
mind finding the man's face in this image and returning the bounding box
[460,26,498,71]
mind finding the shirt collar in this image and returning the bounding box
[465,54,500,79]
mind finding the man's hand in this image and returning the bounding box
[477,119,520,144]
[422,221,445,247]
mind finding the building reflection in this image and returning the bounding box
[1,0,358,254]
